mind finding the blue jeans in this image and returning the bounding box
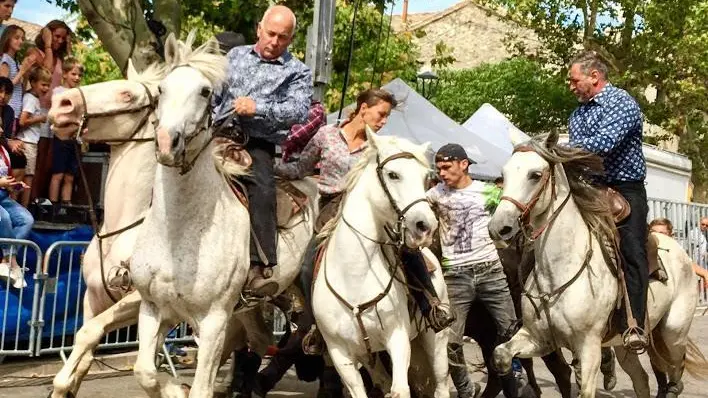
[445,259,518,397]
[0,191,34,257]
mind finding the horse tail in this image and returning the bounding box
[684,338,708,380]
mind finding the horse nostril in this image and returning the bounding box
[416,221,429,233]
[172,135,180,149]
[59,98,73,109]
[499,226,512,236]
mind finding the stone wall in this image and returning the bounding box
[393,1,539,70]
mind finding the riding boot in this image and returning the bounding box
[231,348,262,398]
[243,138,278,297]
[400,247,455,332]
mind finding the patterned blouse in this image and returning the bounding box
[275,123,368,195]
[569,83,646,183]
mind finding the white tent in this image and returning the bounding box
[327,79,511,180]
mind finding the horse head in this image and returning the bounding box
[154,32,226,170]
[48,60,165,143]
[358,128,438,248]
[489,131,564,242]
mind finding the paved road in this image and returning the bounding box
[4,314,708,397]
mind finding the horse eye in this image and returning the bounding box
[157,86,162,94]
[529,171,543,181]
[200,87,211,98]
[388,171,400,180]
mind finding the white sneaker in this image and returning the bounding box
[0,262,10,285]
[8,266,27,289]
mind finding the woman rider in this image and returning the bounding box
[275,88,455,334]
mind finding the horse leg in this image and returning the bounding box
[418,329,450,398]
[613,345,650,398]
[52,291,141,398]
[650,360,669,398]
[327,345,368,398]
[540,351,572,398]
[189,310,231,398]
[493,327,550,375]
[133,301,169,398]
[386,327,412,398]
[573,338,602,398]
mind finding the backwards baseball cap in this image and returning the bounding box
[435,143,476,164]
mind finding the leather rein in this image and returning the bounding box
[322,151,429,366]
[72,83,157,303]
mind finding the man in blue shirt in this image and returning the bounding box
[568,51,649,351]
[213,5,313,296]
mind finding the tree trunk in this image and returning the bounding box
[153,0,182,38]
[77,0,162,73]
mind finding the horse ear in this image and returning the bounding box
[508,126,524,146]
[163,33,181,67]
[419,141,431,154]
[545,131,559,149]
[365,125,378,149]
[126,59,139,81]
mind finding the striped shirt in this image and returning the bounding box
[1,54,22,118]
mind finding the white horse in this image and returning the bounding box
[47,34,318,397]
[313,131,450,398]
[489,131,708,398]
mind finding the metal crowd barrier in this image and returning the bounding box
[3,199,708,359]
[0,238,42,358]
[647,199,708,306]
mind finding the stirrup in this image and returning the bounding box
[622,326,648,354]
[426,300,456,333]
[107,265,132,292]
[302,325,325,356]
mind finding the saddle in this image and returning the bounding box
[216,139,310,226]
[604,187,630,224]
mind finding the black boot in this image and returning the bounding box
[401,248,455,332]
[500,372,520,398]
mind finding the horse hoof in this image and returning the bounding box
[603,375,617,391]
[665,380,683,398]
[492,345,513,375]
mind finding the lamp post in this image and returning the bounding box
[416,70,439,100]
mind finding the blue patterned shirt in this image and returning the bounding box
[569,83,646,183]
[212,45,313,144]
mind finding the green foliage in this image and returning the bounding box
[74,41,123,85]
[431,57,576,136]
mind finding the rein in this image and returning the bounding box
[322,150,429,366]
[72,82,157,303]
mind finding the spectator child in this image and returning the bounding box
[0,76,14,144]
[48,57,82,210]
[0,25,34,124]
[0,0,16,36]
[17,67,50,207]
[0,136,33,289]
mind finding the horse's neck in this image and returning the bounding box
[152,141,222,220]
[101,138,156,234]
[329,173,391,273]
[533,183,591,288]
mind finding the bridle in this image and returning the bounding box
[75,82,157,145]
[343,151,431,247]
[155,65,221,176]
[499,145,571,241]
[70,82,158,303]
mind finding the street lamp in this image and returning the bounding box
[416,70,439,100]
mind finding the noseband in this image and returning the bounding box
[75,82,157,144]
[499,145,570,240]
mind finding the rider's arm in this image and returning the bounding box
[275,126,325,179]
[569,100,642,156]
[253,68,313,132]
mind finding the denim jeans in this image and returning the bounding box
[0,190,33,257]
[445,259,518,397]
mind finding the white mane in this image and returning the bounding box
[164,31,227,86]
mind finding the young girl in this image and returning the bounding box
[17,67,50,207]
[49,57,82,210]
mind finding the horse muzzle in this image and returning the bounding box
[403,215,438,249]
[155,126,185,166]
[488,201,521,242]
